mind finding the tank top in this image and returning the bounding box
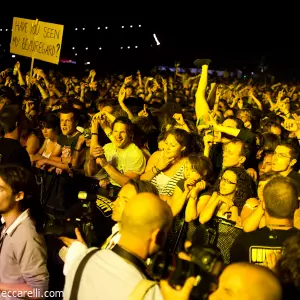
[42,139,57,158]
[151,165,184,196]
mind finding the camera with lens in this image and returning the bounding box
[42,191,99,247]
[147,245,223,300]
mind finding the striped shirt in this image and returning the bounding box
[151,166,184,196]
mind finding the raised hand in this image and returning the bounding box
[190,180,206,199]
[90,145,105,159]
[124,75,132,85]
[138,104,149,117]
[281,117,299,132]
[173,113,186,126]
[292,113,300,128]
[14,61,21,71]
[59,228,87,248]
[278,89,284,99]
[80,82,88,90]
[156,154,174,172]
[184,178,197,192]
[30,77,37,85]
[90,69,96,77]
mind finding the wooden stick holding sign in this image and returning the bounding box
[28,19,39,89]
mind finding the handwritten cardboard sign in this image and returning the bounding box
[10,17,64,65]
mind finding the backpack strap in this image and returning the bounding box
[129,279,157,300]
[69,248,99,300]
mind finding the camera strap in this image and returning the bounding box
[69,248,100,300]
[112,244,153,280]
[69,245,153,300]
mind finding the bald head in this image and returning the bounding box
[210,263,282,300]
[121,192,173,237]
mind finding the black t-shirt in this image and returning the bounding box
[0,138,31,169]
[57,133,80,157]
[230,226,299,265]
[287,170,300,193]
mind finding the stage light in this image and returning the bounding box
[85,47,88,50]
[72,47,75,50]
[130,25,133,28]
[97,27,100,30]
[121,26,124,28]
[85,62,91,65]
[75,28,78,31]
[128,46,130,49]
[105,27,108,29]
[11,55,15,58]
[82,28,85,30]
[75,53,78,56]
[0,29,2,31]
[135,46,138,48]
[5,29,8,31]
[99,47,102,50]
[153,33,160,46]
[139,25,141,27]
[121,47,123,49]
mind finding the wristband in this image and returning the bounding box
[154,166,161,174]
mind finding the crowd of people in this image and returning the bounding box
[0,58,300,299]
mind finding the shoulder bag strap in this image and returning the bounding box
[69,248,99,300]
[129,279,157,300]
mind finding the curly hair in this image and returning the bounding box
[213,167,256,213]
[276,233,300,293]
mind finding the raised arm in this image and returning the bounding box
[195,62,210,122]
[118,85,134,119]
[14,62,26,86]
[249,89,263,111]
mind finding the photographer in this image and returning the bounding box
[62,192,197,300]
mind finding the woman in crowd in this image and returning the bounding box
[199,167,256,224]
[168,153,213,217]
[30,113,60,162]
[140,128,194,202]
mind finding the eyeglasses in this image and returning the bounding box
[221,177,237,185]
[273,152,291,159]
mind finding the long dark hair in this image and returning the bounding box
[0,165,45,233]
[213,167,256,213]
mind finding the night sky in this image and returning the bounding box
[0,15,299,79]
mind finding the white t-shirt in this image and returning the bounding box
[103,143,146,187]
[63,247,163,300]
